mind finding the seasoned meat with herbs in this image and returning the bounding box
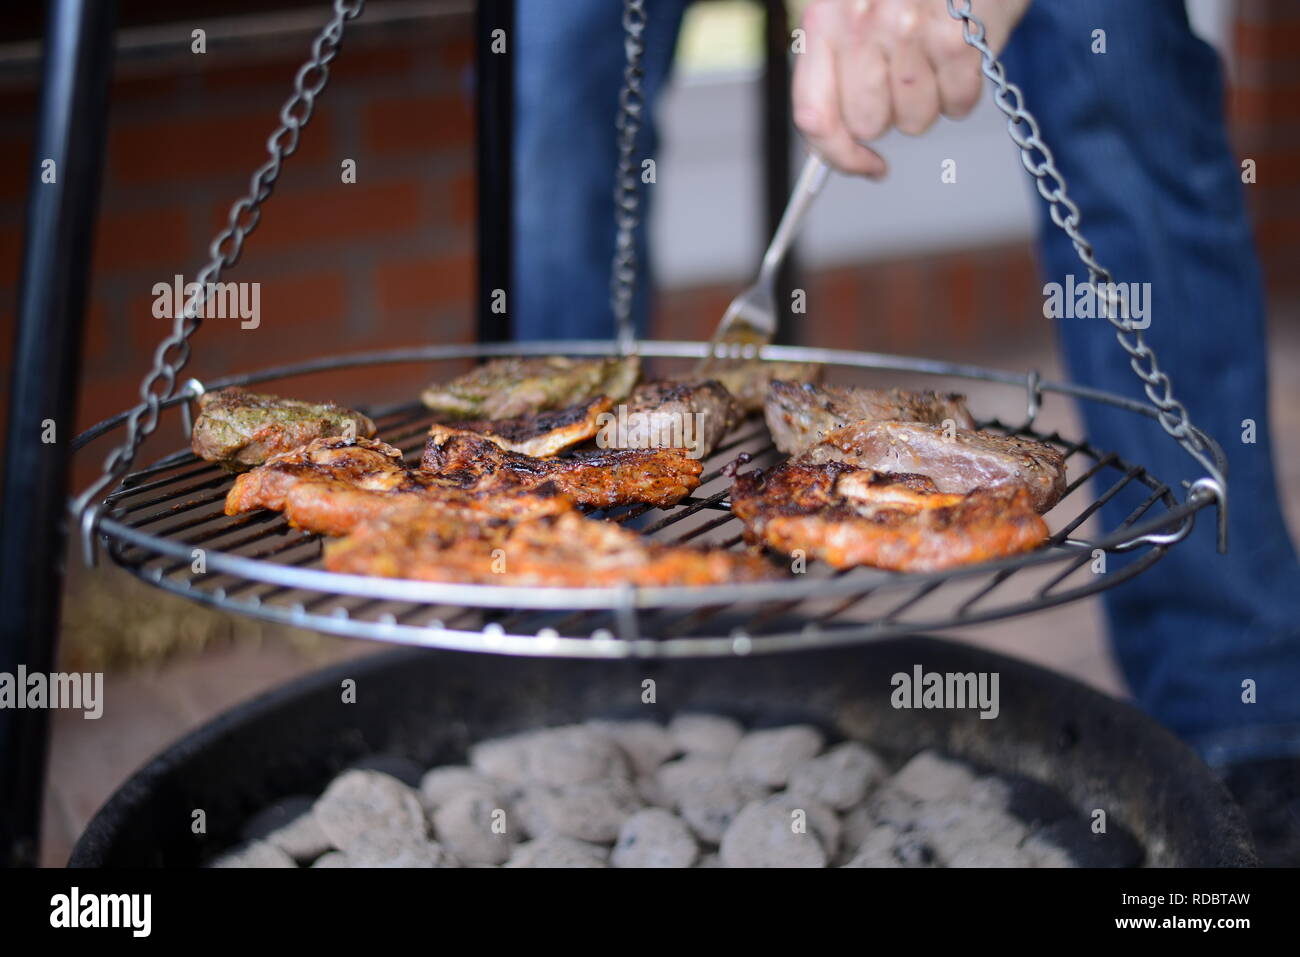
[765,381,976,455]
[325,511,779,587]
[797,421,1068,513]
[730,462,1049,572]
[420,356,640,420]
[190,387,375,470]
[438,396,614,457]
[424,428,703,509]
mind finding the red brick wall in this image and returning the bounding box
[657,242,1043,361]
[1230,0,1300,305]
[0,13,478,451]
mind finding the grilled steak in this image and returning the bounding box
[424,428,703,509]
[678,358,823,414]
[191,387,376,470]
[225,436,571,536]
[440,395,613,457]
[325,511,779,587]
[798,421,1068,513]
[730,462,1049,572]
[595,380,740,459]
[421,356,640,420]
[765,381,976,455]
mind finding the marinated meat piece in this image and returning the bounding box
[324,511,779,587]
[679,359,823,414]
[765,381,976,455]
[280,473,571,537]
[595,380,740,460]
[420,356,640,420]
[225,436,407,514]
[191,387,376,470]
[225,435,571,536]
[441,396,613,457]
[798,421,1068,513]
[424,428,702,509]
[323,508,507,579]
[730,462,1049,573]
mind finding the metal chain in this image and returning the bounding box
[945,0,1222,494]
[611,0,647,356]
[73,0,364,553]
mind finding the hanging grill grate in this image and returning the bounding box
[66,0,1228,659]
[79,341,1221,659]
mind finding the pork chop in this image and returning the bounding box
[730,462,1050,572]
[797,421,1068,513]
[595,379,740,459]
[225,435,571,536]
[423,428,703,509]
[764,380,976,455]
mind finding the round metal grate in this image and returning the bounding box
[74,340,1224,658]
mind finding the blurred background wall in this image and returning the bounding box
[0,0,1295,468]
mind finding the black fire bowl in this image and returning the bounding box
[69,636,1257,867]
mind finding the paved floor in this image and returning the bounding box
[37,312,1300,866]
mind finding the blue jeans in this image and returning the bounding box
[514,0,1300,764]
[513,0,689,340]
[1003,0,1300,764]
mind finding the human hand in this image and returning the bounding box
[792,0,1031,177]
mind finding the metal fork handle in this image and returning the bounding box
[757,153,830,289]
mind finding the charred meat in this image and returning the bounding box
[730,462,1049,572]
[225,436,571,536]
[439,395,613,457]
[679,358,823,414]
[421,355,640,420]
[798,421,1068,513]
[765,380,976,455]
[423,428,703,509]
[191,387,376,470]
[593,379,740,460]
[325,511,779,587]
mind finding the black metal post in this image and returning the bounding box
[475,0,514,344]
[0,0,115,867]
[762,0,796,346]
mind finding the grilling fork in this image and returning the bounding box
[700,153,830,363]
